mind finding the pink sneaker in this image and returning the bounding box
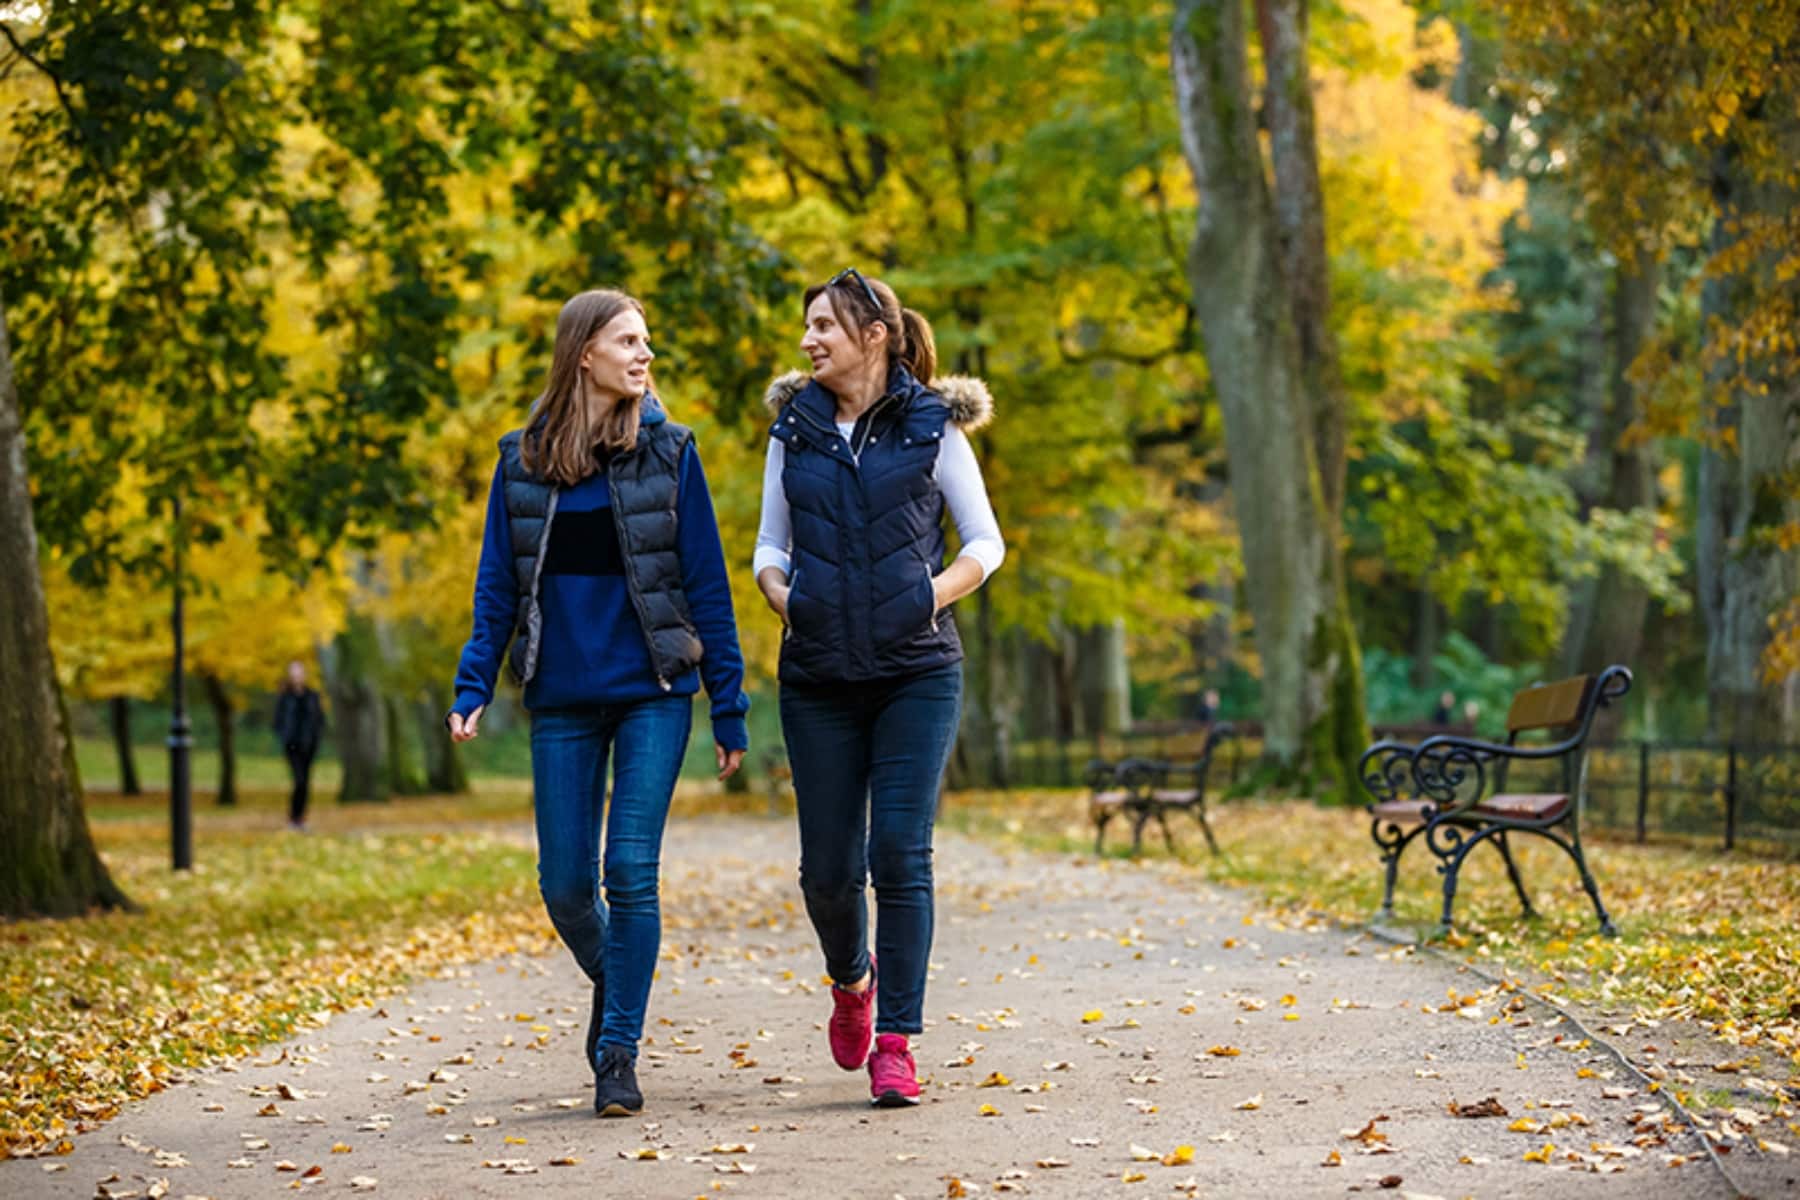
[867,1033,921,1107]
[828,961,875,1070]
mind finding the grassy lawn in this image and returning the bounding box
[940,791,1800,1090]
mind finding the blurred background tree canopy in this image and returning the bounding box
[4,0,1796,911]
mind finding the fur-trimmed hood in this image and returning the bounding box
[762,369,994,433]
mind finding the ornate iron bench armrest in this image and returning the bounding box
[1411,734,1547,811]
[1083,758,1121,792]
[1358,739,1423,807]
[1116,756,1167,795]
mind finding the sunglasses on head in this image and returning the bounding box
[827,267,884,315]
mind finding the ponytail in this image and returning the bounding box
[896,307,936,385]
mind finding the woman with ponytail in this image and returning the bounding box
[448,289,749,1117]
[754,269,1005,1107]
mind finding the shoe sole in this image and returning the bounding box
[596,1102,641,1118]
[870,1090,920,1108]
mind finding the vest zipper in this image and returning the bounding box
[522,488,560,685]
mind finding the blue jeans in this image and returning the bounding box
[530,697,692,1058]
[780,664,963,1036]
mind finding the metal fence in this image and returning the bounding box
[1000,731,1800,852]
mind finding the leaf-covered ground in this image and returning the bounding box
[940,792,1800,1101]
[6,785,1797,1171]
[0,815,1744,1197]
[1,782,788,1159]
[0,794,556,1159]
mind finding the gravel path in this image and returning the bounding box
[2,816,1734,1199]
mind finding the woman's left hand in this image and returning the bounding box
[930,557,985,614]
[716,744,745,781]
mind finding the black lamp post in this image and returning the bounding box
[169,495,193,871]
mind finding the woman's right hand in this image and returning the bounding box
[756,566,791,625]
[447,705,485,743]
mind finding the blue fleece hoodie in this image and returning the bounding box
[450,400,749,752]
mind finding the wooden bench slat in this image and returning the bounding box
[1371,799,1433,824]
[1505,676,1592,732]
[1473,792,1570,821]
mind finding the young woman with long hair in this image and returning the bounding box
[448,288,749,1117]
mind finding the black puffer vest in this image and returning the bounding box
[768,364,972,685]
[497,397,702,689]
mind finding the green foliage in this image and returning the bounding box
[1,0,790,580]
[1362,632,1543,735]
[692,0,1228,651]
[1,1,293,581]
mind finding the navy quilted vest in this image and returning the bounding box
[771,366,963,684]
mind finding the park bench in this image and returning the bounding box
[1087,723,1234,856]
[1358,666,1631,937]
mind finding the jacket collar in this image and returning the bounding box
[763,365,995,433]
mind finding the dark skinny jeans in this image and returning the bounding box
[780,663,962,1036]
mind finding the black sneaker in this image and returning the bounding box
[584,979,605,1076]
[593,1045,642,1118]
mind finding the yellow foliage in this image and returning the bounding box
[44,512,348,701]
[1317,0,1523,423]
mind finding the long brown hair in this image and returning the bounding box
[802,273,937,384]
[522,289,647,486]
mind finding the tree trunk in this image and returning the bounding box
[201,673,237,807]
[1410,589,1440,689]
[384,693,427,796]
[986,602,1022,789]
[1046,627,1079,742]
[320,615,388,803]
[1697,135,1800,744]
[414,687,467,795]
[1171,0,1368,795]
[0,289,132,916]
[1075,620,1132,738]
[1256,0,1348,522]
[1565,255,1661,677]
[1186,563,1235,704]
[109,696,142,796]
[1018,638,1064,743]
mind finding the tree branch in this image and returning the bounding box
[0,22,74,122]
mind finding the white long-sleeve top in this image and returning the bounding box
[753,420,1006,581]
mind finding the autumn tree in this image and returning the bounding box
[282,1,789,799]
[1170,0,1367,792]
[0,290,132,915]
[1502,0,1800,740]
[0,2,304,913]
[693,1,1233,778]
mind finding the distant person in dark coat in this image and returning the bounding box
[272,660,325,830]
[1195,687,1221,723]
[1431,690,1455,726]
